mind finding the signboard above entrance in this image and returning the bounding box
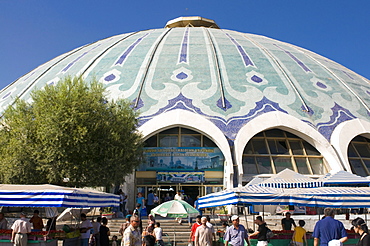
[138,147,224,172]
[157,171,205,183]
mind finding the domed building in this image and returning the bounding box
[1,17,370,203]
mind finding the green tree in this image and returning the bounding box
[0,77,144,187]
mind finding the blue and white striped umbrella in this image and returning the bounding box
[0,184,120,207]
[198,185,370,209]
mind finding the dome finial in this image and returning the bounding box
[165,16,220,29]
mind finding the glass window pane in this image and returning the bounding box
[242,157,259,174]
[243,142,254,154]
[264,129,285,137]
[256,157,272,173]
[286,132,299,138]
[273,157,293,173]
[352,136,368,142]
[180,128,199,134]
[349,159,367,176]
[290,140,304,155]
[145,135,157,147]
[252,139,268,154]
[203,136,217,147]
[255,132,264,137]
[309,158,325,174]
[362,160,370,176]
[160,128,179,134]
[348,144,359,157]
[268,140,289,154]
[159,135,178,147]
[353,143,370,158]
[181,135,201,147]
[303,142,320,155]
[295,157,310,174]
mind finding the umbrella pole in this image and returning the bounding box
[173,221,176,246]
[244,206,248,230]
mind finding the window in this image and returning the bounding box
[242,129,327,175]
[348,136,370,176]
[145,127,217,147]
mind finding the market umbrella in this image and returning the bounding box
[151,200,199,218]
[151,200,199,245]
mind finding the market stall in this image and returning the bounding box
[0,184,120,246]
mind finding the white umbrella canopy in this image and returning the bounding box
[0,184,120,207]
[150,200,199,218]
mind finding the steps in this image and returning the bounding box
[106,216,225,246]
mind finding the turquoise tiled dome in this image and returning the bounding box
[1,17,369,142]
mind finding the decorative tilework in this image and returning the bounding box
[138,93,288,142]
[274,44,311,72]
[225,33,254,67]
[61,44,102,73]
[217,97,232,111]
[114,33,150,66]
[178,28,189,64]
[316,103,357,140]
[170,67,193,83]
[246,71,268,86]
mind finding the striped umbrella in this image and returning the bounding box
[0,184,120,207]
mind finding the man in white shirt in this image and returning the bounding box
[154,222,164,246]
[80,213,93,246]
[11,212,31,246]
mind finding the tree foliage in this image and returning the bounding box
[0,77,144,187]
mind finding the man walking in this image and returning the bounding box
[11,212,31,246]
[189,215,202,246]
[194,217,213,246]
[147,190,155,215]
[80,213,93,246]
[313,208,348,246]
[224,215,250,246]
[123,215,142,246]
[249,216,268,246]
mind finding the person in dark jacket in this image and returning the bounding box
[352,217,370,246]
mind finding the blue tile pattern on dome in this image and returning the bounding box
[1,26,370,144]
[217,97,232,111]
[225,33,254,67]
[138,93,288,141]
[316,103,357,139]
[61,43,102,73]
[179,28,189,64]
[115,33,151,66]
[274,44,311,72]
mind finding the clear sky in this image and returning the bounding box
[0,1,369,90]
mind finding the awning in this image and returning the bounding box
[318,170,370,186]
[198,185,370,209]
[258,169,322,188]
[0,184,120,207]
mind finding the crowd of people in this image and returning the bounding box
[2,193,370,246]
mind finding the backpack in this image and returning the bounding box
[266,227,274,241]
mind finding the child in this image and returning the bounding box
[154,222,164,246]
[111,235,118,246]
[292,220,307,246]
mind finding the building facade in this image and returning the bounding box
[1,17,370,208]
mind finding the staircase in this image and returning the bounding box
[107,216,225,246]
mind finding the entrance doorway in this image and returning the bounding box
[180,186,201,206]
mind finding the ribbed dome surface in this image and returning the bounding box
[1,25,369,141]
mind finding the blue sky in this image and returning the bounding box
[0,1,369,90]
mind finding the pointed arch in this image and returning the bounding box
[138,109,234,188]
[234,111,343,185]
[331,118,370,171]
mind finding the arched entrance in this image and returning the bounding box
[135,127,225,204]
